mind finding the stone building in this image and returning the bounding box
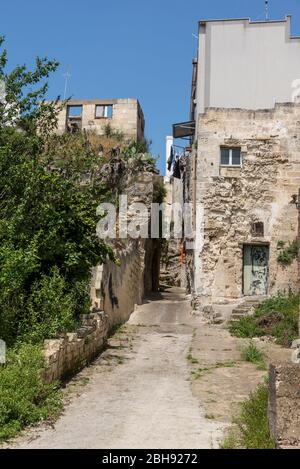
[172,16,300,316]
[191,104,300,312]
[56,98,145,142]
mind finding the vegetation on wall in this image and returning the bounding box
[277,239,298,265]
[153,178,167,205]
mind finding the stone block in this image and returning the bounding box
[269,361,300,448]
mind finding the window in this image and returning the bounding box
[220,147,241,166]
[67,105,82,117]
[95,104,113,118]
[251,222,264,237]
[66,105,82,132]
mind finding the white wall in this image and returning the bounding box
[197,16,300,114]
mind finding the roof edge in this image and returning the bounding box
[198,14,291,26]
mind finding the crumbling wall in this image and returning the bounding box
[90,240,145,328]
[56,98,145,143]
[44,171,161,381]
[268,361,300,448]
[193,104,300,308]
[90,171,161,327]
[44,311,108,383]
[160,177,186,287]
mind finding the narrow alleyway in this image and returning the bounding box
[12,287,224,449]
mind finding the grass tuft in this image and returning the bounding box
[220,382,275,449]
[240,342,267,370]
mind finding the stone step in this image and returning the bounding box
[232,309,248,315]
[230,297,266,322]
[231,314,246,320]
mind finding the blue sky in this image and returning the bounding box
[1,0,300,174]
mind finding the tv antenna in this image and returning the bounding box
[63,66,71,100]
[265,1,270,21]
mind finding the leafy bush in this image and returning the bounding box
[230,294,299,347]
[0,343,62,441]
[17,268,87,344]
[0,147,115,345]
[221,382,275,449]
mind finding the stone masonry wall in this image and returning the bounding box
[160,178,186,287]
[90,240,145,328]
[268,361,300,448]
[44,311,109,383]
[44,171,160,382]
[91,172,161,328]
[193,104,300,310]
[56,98,145,142]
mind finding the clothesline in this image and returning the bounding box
[167,144,187,179]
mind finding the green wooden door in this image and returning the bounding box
[243,245,269,296]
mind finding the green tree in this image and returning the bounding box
[0,37,114,345]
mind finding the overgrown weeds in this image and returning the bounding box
[230,294,299,347]
[221,382,275,449]
[0,343,62,441]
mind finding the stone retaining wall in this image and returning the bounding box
[268,361,300,448]
[43,311,109,383]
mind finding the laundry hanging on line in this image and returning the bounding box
[167,145,175,171]
[168,145,187,179]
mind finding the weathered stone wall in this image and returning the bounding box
[192,104,300,310]
[91,172,161,327]
[56,98,145,142]
[160,178,186,287]
[44,311,108,383]
[44,171,161,382]
[91,240,146,328]
[268,361,300,448]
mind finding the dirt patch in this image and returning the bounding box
[189,322,291,426]
[255,312,284,331]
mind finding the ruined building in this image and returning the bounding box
[56,98,145,142]
[171,16,300,318]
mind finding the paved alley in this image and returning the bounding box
[13,288,224,449]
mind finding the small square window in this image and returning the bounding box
[220,147,241,166]
[252,222,264,237]
[95,104,113,118]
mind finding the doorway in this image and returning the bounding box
[243,245,269,296]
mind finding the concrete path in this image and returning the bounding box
[13,288,224,449]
